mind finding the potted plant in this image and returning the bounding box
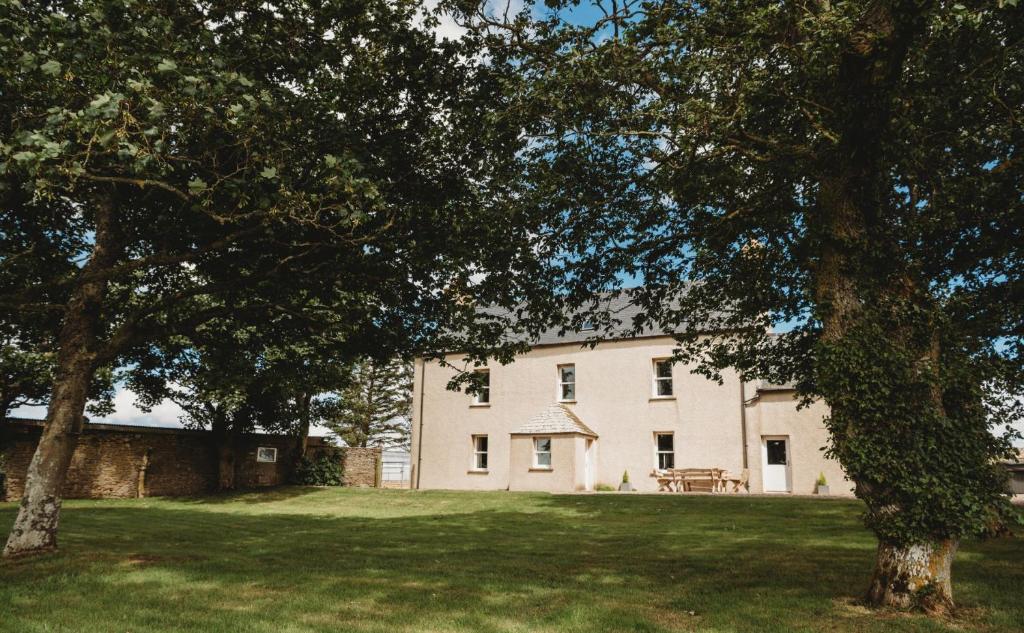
[815,472,829,496]
[618,469,633,492]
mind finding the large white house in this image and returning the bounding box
[410,301,853,495]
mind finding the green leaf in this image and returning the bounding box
[260,166,277,179]
[89,94,111,109]
[40,60,61,76]
[157,59,177,72]
[187,178,207,193]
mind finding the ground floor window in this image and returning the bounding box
[655,433,674,470]
[533,437,552,469]
[257,447,278,463]
[473,435,488,470]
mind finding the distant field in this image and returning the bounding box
[1,488,1022,632]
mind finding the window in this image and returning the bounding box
[256,447,278,463]
[581,320,595,331]
[653,359,674,397]
[472,369,490,405]
[533,437,552,469]
[766,439,788,465]
[655,434,675,470]
[557,364,576,401]
[473,435,489,470]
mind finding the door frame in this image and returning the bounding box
[584,439,595,491]
[761,435,792,493]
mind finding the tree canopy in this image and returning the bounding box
[454,0,1024,611]
[0,0,543,556]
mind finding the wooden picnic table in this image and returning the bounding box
[654,468,749,493]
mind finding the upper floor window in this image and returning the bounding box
[655,433,675,470]
[472,435,488,470]
[653,359,674,397]
[557,364,576,401]
[472,369,490,405]
[533,437,552,469]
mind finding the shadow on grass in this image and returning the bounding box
[175,485,326,506]
[0,491,1021,633]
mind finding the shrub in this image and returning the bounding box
[816,472,828,487]
[595,483,616,492]
[622,470,630,484]
[291,454,343,486]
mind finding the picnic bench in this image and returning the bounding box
[654,468,749,493]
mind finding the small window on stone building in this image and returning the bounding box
[257,447,278,463]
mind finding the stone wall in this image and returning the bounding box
[0,419,365,501]
[341,447,381,487]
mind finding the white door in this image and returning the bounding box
[584,439,595,491]
[762,436,791,492]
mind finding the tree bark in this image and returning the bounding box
[295,392,312,461]
[3,199,118,558]
[867,539,958,614]
[806,2,961,613]
[217,437,237,491]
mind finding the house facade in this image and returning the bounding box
[410,333,854,495]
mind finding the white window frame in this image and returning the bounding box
[256,447,278,463]
[471,369,490,405]
[655,433,675,470]
[472,435,489,471]
[557,364,576,402]
[652,358,674,398]
[533,437,552,469]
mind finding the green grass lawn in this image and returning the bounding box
[1,489,1021,633]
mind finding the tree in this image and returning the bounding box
[0,333,52,419]
[322,357,413,450]
[458,0,1024,613]
[1,326,114,421]
[126,312,354,489]
[0,0,539,557]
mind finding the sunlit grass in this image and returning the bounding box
[1,488,1021,632]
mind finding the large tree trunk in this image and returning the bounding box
[808,3,962,613]
[217,438,237,491]
[867,539,957,614]
[294,392,312,464]
[3,200,118,558]
[2,355,92,557]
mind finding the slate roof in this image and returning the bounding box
[476,289,714,347]
[511,404,598,437]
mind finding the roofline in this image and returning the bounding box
[3,417,324,441]
[417,332,703,360]
[510,431,598,437]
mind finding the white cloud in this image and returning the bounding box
[10,386,185,428]
[103,388,185,428]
